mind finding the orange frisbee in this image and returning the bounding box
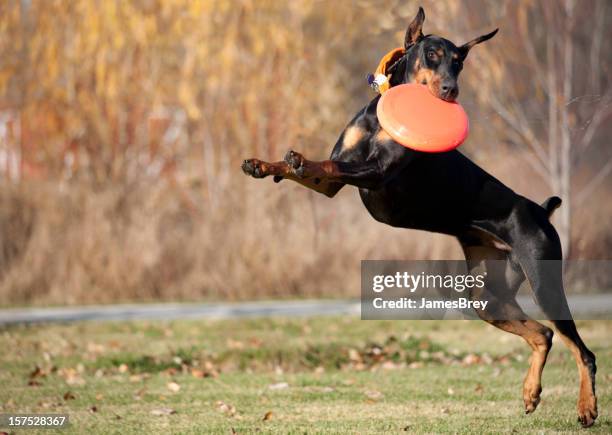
[377,84,469,153]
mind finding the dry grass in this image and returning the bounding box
[0,0,609,305]
[1,317,610,433]
[0,155,610,306]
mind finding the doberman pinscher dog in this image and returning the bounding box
[241,7,597,427]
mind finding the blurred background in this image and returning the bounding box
[0,0,609,306]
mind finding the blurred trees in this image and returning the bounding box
[456,0,612,255]
[0,0,609,304]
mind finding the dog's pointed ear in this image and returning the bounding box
[459,28,498,59]
[404,7,425,49]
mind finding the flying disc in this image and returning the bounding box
[377,84,469,152]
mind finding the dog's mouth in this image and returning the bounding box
[439,89,459,102]
[420,79,459,102]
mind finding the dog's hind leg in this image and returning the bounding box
[510,201,597,427]
[461,243,553,415]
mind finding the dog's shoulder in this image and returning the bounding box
[331,96,382,160]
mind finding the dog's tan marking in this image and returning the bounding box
[414,67,442,96]
[342,126,365,150]
[375,128,393,143]
[436,48,444,57]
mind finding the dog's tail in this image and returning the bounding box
[541,196,562,218]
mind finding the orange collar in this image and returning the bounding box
[370,47,405,94]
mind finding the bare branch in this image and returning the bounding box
[489,96,550,172]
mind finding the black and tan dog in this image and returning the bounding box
[242,7,597,427]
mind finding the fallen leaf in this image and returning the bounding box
[133,387,146,400]
[447,387,455,395]
[216,401,236,417]
[248,337,263,347]
[151,407,176,416]
[268,382,289,390]
[201,362,219,378]
[108,340,121,349]
[63,391,76,401]
[348,349,361,362]
[118,364,129,373]
[29,366,46,379]
[227,339,244,349]
[167,381,181,393]
[59,367,85,386]
[365,390,383,400]
[89,406,98,413]
[27,380,42,387]
[87,342,106,354]
[381,361,398,370]
[262,411,273,421]
[129,374,143,383]
[462,354,480,365]
[191,369,205,378]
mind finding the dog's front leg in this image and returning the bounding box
[283,147,411,191]
[241,156,344,197]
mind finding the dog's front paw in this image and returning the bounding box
[241,159,268,178]
[284,150,306,178]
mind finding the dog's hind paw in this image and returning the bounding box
[523,384,542,415]
[523,395,540,414]
[577,395,598,428]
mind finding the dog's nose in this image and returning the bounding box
[440,82,459,101]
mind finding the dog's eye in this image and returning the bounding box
[427,50,436,60]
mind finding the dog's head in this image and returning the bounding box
[391,7,497,101]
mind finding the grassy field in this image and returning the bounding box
[0,316,610,434]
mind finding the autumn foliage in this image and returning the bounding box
[0,0,609,305]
